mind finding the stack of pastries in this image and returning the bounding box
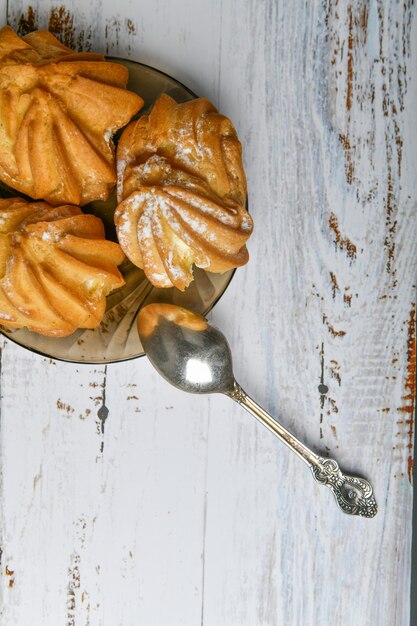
[0,26,253,336]
[115,94,253,291]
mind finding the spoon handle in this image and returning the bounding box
[227,383,377,518]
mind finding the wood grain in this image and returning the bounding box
[1,1,416,625]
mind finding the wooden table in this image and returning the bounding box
[1,1,416,624]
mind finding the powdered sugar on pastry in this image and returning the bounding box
[115,95,253,290]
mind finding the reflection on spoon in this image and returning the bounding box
[137,303,377,518]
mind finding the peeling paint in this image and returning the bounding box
[79,408,91,421]
[328,397,339,414]
[48,6,75,49]
[325,0,413,284]
[16,6,38,36]
[322,313,346,337]
[5,564,14,588]
[56,400,75,415]
[338,132,354,184]
[10,5,136,56]
[397,307,416,482]
[328,213,357,261]
[67,553,81,626]
[343,292,352,307]
[329,271,340,299]
[329,359,341,386]
[126,19,136,35]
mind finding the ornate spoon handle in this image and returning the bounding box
[227,383,377,518]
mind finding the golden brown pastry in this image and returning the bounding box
[0,26,143,206]
[0,198,125,336]
[115,94,253,291]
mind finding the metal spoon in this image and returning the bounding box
[137,303,377,518]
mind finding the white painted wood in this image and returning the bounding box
[0,1,6,31]
[1,1,416,625]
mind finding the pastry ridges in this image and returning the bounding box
[0,26,144,206]
[115,94,253,291]
[0,197,125,336]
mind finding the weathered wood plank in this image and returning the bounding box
[0,1,415,625]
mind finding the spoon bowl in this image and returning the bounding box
[137,304,235,394]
